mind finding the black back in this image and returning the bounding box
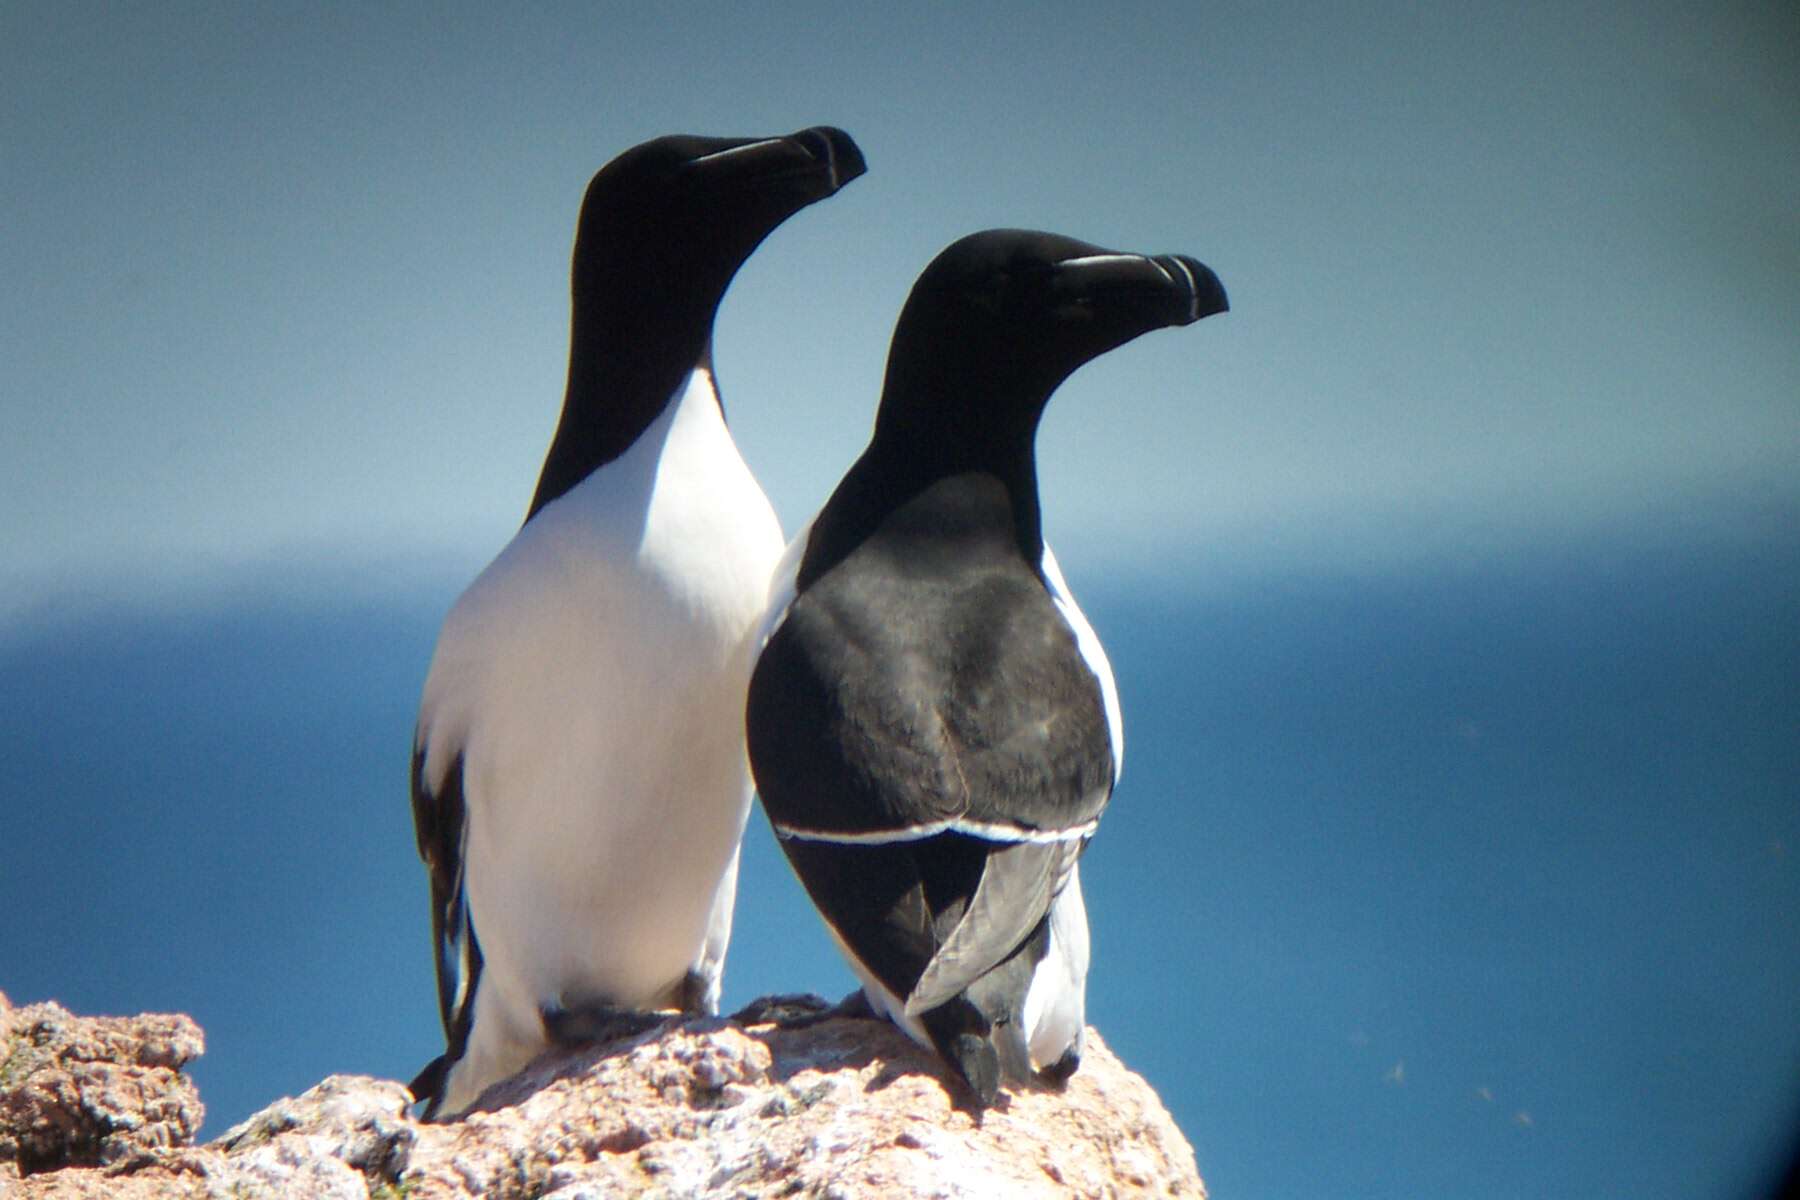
[745,229,1227,1102]
[751,471,1114,839]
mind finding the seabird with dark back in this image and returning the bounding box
[746,229,1227,1104]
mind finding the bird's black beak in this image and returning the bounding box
[788,126,866,193]
[1052,252,1229,328]
[682,126,866,197]
[1152,255,1229,325]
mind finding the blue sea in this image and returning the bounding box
[4,505,1795,1198]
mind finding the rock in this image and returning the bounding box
[0,990,205,1180]
[2,992,1205,1198]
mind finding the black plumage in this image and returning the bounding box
[747,229,1227,1103]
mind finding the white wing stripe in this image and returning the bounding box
[773,815,1099,846]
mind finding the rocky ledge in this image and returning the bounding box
[1,990,1204,1198]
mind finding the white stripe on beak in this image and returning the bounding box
[686,138,786,166]
[1166,255,1202,322]
[1056,253,1144,271]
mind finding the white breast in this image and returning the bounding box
[418,367,784,1096]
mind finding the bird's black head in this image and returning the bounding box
[796,229,1225,587]
[528,127,864,520]
[874,229,1227,455]
[570,127,865,350]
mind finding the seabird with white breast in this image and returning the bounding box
[409,126,865,1118]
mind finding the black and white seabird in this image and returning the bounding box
[407,127,865,1118]
[745,229,1227,1104]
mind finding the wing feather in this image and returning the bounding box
[409,737,482,1102]
[905,838,1081,1015]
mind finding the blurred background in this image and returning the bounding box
[3,3,1796,1196]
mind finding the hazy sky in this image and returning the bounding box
[4,2,1795,624]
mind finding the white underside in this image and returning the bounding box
[754,529,1109,1079]
[418,368,783,1115]
[1021,861,1090,1069]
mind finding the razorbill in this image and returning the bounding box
[407,126,865,1119]
[745,229,1227,1104]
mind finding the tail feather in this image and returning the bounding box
[916,918,1052,1105]
[921,999,1001,1106]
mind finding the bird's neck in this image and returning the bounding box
[525,301,714,521]
[860,364,1051,571]
[799,430,1045,593]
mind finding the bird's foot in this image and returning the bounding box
[728,992,833,1026]
[731,987,877,1030]
[830,987,877,1021]
[1035,1044,1081,1088]
[540,1002,669,1047]
[669,968,714,1016]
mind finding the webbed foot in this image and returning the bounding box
[540,1002,668,1046]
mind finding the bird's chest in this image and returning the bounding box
[433,408,777,756]
[532,386,783,640]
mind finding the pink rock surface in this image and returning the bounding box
[3,992,1205,1199]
